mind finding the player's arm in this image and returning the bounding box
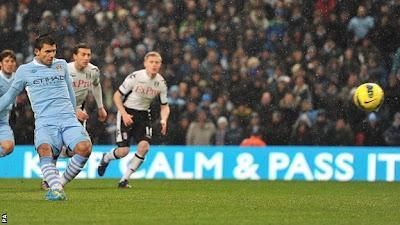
[159,80,169,135]
[91,67,107,121]
[114,73,136,126]
[114,91,133,126]
[76,105,89,121]
[0,88,20,112]
[0,68,25,112]
[160,104,170,135]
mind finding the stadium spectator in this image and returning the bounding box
[256,91,276,128]
[213,116,229,146]
[167,115,190,145]
[240,130,266,147]
[359,113,385,146]
[347,5,375,42]
[329,118,355,146]
[383,112,400,146]
[225,116,245,145]
[186,109,216,145]
[290,114,313,145]
[311,110,332,145]
[263,110,290,145]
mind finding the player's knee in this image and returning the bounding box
[74,141,92,157]
[118,147,130,158]
[1,141,14,154]
[137,141,149,155]
[37,144,53,156]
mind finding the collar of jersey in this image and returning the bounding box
[33,58,55,66]
[0,70,14,81]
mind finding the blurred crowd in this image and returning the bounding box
[2,0,400,146]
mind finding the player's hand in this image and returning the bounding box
[122,112,134,126]
[98,107,107,122]
[160,120,167,136]
[76,109,89,121]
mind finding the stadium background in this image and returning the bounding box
[1,0,400,146]
[1,1,400,224]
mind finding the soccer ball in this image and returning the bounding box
[353,83,384,112]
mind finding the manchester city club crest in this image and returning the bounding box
[55,64,63,73]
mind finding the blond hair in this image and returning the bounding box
[144,51,162,62]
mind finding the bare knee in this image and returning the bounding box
[137,141,149,156]
[37,144,53,157]
[1,141,14,155]
[74,141,92,157]
[115,147,130,158]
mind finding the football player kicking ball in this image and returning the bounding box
[0,34,92,201]
[41,43,107,190]
[97,51,170,188]
[0,50,17,158]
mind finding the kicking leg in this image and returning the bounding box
[59,146,75,158]
[60,140,92,186]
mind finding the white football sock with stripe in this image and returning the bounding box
[120,153,144,182]
[103,148,119,163]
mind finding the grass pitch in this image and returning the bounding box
[0,179,399,225]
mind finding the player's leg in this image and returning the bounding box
[0,141,14,157]
[58,145,75,158]
[60,119,92,186]
[97,146,130,176]
[37,144,66,200]
[97,111,131,176]
[119,140,149,188]
[118,110,152,188]
[0,123,14,157]
[41,153,59,190]
[58,115,86,159]
[35,126,66,200]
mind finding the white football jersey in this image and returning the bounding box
[68,62,103,108]
[119,69,168,110]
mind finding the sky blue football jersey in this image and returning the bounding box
[0,71,14,123]
[0,58,76,126]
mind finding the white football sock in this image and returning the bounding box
[120,153,144,182]
[103,148,118,163]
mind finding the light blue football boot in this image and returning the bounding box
[45,188,67,201]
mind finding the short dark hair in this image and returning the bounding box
[34,34,56,50]
[0,50,16,62]
[72,43,90,55]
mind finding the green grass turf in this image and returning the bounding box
[0,179,399,225]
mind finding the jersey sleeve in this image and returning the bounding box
[159,79,168,105]
[90,66,104,108]
[0,67,25,112]
[118,73,136,96]
[11,66,26,92]
[91,66,101,86]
